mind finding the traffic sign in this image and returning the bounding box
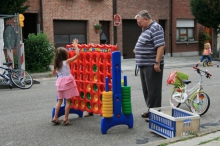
[114,14,121,26]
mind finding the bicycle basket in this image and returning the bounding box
[167,71,189,86]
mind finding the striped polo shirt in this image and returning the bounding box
[135,21,165,66]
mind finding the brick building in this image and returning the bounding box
[6,0,213,58]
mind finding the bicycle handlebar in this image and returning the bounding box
[193,66,212,78]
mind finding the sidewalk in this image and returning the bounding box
[146,126,220,146]
[167,130,220,146]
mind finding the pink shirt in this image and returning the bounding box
[203,48,211,55]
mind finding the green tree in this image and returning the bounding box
[0,0,29,15]
[190,0,220,58]
[199,30,211,55]
[24,32,55,72]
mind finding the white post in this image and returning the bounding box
[6,49,14,68]
[20,41,25,70]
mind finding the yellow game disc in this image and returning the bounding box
[102,101,113,105]
[102,107,113,111]
[93,104,98,111]
[86,83,91,91]
[74,99,78,106]
[102,104,113,108]
[80,101,85,108]
[102,111,113,114]
[102,98,112,102]
[93,74,98,82]
[102,114,113,118]
[93,94,98,101]
[102,91,113,96]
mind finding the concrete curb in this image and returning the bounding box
[144,125,220,146]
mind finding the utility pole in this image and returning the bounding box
[15,13,21,69]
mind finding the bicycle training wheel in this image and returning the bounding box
[203,61,207,67]
[10,69,33,89]
[135,65,139,76]
[190,92,210,116]
[169,88,181,107]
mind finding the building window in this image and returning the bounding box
[176,19,195,42]
[54,34,86,44]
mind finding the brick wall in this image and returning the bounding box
[4,0,210,58]
[42,0,113,44]
[117,0,170,54]
[26,0,40,13]
[172,0,201,56]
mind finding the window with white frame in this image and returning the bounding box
[176,19,195,42]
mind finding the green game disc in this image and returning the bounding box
[80,92,84,99]
[86,93,91,100]
[87,102,91,109]
[93,64,98,72]
[121,95,131,99]
[93,84,98,92]
[121,86,131,91]
[121,93,131,96]
[123,111,132,114]
[122,99,131,102]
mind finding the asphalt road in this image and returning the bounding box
[1,65,220,146]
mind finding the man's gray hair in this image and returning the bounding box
[135,10,152,19]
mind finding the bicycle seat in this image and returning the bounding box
[3,62,12,67]
[182,80,191,84]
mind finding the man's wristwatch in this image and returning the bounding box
[155,61,160,64]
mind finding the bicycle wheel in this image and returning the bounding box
[190,92,210,116]
[169,87,181,107]
[135,65,139,76]
[10,69,33,89]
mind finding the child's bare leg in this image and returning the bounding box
[53,99,63,120]
[64,99,70,122]
[196,61,200,67]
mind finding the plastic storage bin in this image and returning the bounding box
[149,106,200,138]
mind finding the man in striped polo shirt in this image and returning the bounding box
[134,10,165,122]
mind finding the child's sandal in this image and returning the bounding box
[62,120,72,126]
[51,119,61,125]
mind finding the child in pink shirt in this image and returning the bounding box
[196,43,213,67]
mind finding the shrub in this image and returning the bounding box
[24,32,55,72]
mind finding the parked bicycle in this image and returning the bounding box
[135,65,139,76]
[167,66,211,116]
[0,62,33,89]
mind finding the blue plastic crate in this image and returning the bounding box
[149,106,200,138]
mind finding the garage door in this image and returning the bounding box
[54,20,87,48]
[122,20,141,59]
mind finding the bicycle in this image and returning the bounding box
[203,57,212,67]
[167,66,211,116]
[0,62,33,89]
[135,65,139,76]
